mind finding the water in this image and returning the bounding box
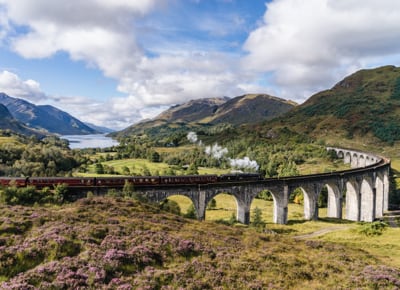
[61,134,119,149]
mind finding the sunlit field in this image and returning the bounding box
[77,158,231,177]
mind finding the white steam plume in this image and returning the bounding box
[205,143,228,160]
[229,157,259,171]
[188,131,259,172]
[187,131,198,143]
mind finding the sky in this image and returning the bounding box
[0,0,400,130]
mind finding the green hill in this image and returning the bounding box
[112,94,295,140]
[268,65,400,146]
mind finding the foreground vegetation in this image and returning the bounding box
[1,196,399,289]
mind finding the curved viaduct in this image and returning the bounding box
[131,147,390,225]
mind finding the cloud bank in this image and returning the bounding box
[0,0,400,128]
[243,0,400,100]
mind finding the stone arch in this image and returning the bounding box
[360,176,375,222]
[326,182,343,218]
[164,194,195,216]
[351,153,359,168]
[358,155,366,167]
[344,152,351,164]
[206,190,239,222]
[345,179,360,221]
[375,173,384,218]
[249,189,274,223]
[295,183,322,221]
[337,150,344,159]
[365,156,371,166]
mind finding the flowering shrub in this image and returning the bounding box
[351,265,400,288]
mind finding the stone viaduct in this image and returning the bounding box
[130,147,391,225]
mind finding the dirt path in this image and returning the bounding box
[294,225,351,240]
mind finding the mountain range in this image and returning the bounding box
[0,93,99,135]
[2,65,400,147]
[0,103,45,137]
[113,94,296,138]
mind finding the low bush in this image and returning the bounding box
[358,221,388,236]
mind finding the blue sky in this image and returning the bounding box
[1,0,400,129]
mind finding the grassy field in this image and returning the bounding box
[167,193,400,269]
[297,157,351,174]
[78,158,232,177]
[79,152,351,177]
[168,193,328,225]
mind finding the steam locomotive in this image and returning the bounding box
[0,173,263,189]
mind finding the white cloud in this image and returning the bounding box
[0,70,48,102]
[0,0,254,126]
[243,0,400,102]
[0,69,171,129]
[1,0,400,129]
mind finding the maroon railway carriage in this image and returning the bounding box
[0,177,27,187]
[160,175,218,185]
[0,173,262,190]
[28,177,95,189]
[95,176,160,187]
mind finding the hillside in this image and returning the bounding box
[0,103,45,137]
[264,65,400,146]
[205,94,296,125]
[155,97,229,122]
[0,196,397,289]
[113,94,295,139]
[0,93,98,135]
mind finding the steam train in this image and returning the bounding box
[0,173,263,189]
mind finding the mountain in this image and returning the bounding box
[204,94,296,125]
[0,93,98,135]
[85,122,114,134]
[113,94,296,138]
[0,103,45,137]
[155,97,230,123]
[261,65,400,145]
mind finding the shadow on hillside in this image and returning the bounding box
[268,227,298,234]
[286,217,354,225]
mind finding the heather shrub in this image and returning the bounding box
[351,265,400,288]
